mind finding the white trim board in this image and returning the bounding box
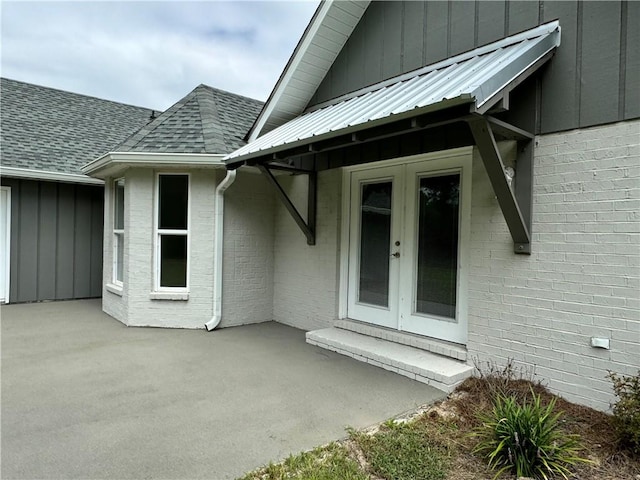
[0,186,11,304]
[0,166,103,185]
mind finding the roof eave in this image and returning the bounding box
[82,152,227,179]
[0,166,104,185]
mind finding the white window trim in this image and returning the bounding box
[112,178,125,287]
[0,186,11,304]
[153,172,191,293]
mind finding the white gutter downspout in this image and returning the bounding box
[205,169,237,331]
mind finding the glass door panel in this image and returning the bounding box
[358,182,392,307]
[415,174,459,319]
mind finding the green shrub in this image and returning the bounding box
[473,390,589,479]
[608,370,640,456]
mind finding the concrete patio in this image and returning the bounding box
[1,299,445,479]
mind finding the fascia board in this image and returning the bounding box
[82,152,226,179]
[0,166,104,185]
[248,1,334,142]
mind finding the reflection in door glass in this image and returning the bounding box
[359,182,391,307]
[416,174,459,319]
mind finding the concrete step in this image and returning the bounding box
[334,319,468,362]
[306,328,474,393]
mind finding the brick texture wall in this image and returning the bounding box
[272,170,342,331]
[467,120,640,411]
[101,168,275,329]
[124,169,216,329]
[220,171,275,327]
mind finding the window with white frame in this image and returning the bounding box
[156,174,189,290]
[113,178,125,285]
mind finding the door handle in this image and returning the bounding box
[390,252,400,258]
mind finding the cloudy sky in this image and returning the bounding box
[1,1,319,111]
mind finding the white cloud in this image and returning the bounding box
[1,1,319,110]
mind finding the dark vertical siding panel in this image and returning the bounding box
[308,0,637,129]
[540,1,579,133]
[382,2,402,80]
[37,182,58,300]
[477,1,506,46]
[331,44,350,99]
[580,2,621,127]
[73,186,92,298]
[90,189,104,296]
[402,1,425,71]
[504,76,539,135]
[56,183,75,299]
[17,181,38,302]
[346,15,367,97]
[312,71,332,106]
[364,2,385,86]
[0,179,104,303]
[424,1,449,65]
[449,1,476,55]
[624,2,640,119]
[507,1,539,34]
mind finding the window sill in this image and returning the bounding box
[106,283,123,297]
[149,291,189,301]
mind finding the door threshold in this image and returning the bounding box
[335,319,467,362]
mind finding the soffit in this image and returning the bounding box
[248,0,370,141]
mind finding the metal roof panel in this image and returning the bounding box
[228,20,561,164]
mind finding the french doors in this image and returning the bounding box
[346,151,471,344]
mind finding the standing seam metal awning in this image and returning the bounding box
[227,21,561,253]
[225,20,560,166]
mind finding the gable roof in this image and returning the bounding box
[117,84,263,155]
[0,77,154,177]
[248,0,370,141]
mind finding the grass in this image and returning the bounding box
[239,375,640,480]
[236,443,367,480]
[351,420,451,480]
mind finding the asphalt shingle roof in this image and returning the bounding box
[0,78,155,175]
[116,84,264,154]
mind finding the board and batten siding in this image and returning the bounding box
[309,1,639,134]
[0,178,103,303]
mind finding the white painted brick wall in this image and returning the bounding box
[124,169,216,329]
[220,171,275,327]
[467,120,640,411]
[272,170,342,331]
[101,168,275,329]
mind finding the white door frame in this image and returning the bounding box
[0,186,11,304]
[338,147,472,344]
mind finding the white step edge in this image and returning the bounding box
[306,328,474,394]
[334,319,468,362]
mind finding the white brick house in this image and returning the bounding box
[86,1,639,412]
[83,85,275,329]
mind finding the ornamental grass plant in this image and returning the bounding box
[472,389,589,479]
